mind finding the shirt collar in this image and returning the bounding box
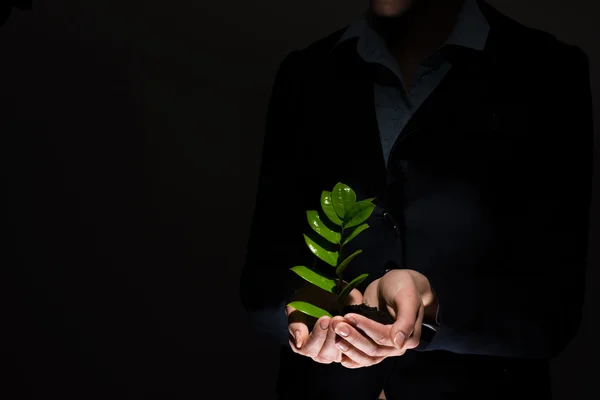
[332,0,490,55]
[445,0,489,51]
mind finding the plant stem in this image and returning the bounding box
[336,225,345,297]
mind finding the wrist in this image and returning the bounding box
[403,269,439,326]
[423,291,439,326]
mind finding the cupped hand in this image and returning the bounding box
[286,282,362,364]
[331,269,438,368]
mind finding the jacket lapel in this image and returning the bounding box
[390,47,490,162]
[326,39,387,199]
[323,5,503,200]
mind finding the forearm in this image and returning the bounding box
[243,300,290,347]
[418,151,591,358]
[421,269,585,358]
[418,46,592,358]
[240,51,316,345]
[240,173,311,345]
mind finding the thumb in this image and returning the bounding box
[342,287,363,306]
[388,288,420,350]
[286,304,309,348]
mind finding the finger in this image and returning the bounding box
[334,321,386,358]
[343,313,392,347]
[302,316,331,358]
[288,334,302,354]
[340,353,362,369]
[342,287,363,306]
[336,337,379,366]
[388,285,421,350]
[286,305,309,349]
[362,278,380,308]
[339,353,385,369]
[405,304,424,350]
[316,315,344,363]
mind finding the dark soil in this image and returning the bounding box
[342,304,395,325]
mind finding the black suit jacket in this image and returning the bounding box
[241,1,592,396]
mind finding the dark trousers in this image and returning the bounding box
[276,346,552,400]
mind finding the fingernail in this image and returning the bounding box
[337,341,349,351]
[295,330,302,348]
[393,331,406,349]
[335,325,349,337]
[346,316,357,326]
[320,318,330,330]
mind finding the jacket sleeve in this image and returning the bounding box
[418,45,594,359]
[239,52,315,346]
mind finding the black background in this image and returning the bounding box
[1,1,598,399]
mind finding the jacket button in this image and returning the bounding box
[382,212,401,237]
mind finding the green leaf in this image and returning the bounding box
[337,273,369,304]
[290,266,337,293]
[335,249,362,276]
[342,223,369,246]
[321,191,343,226]
[331,182,356,220]
[306,210,341,244]
[287,301,333,319]
[343,199,376,229]
[303,234,338,267]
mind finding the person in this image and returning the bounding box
[239,0,593,399]
[1,1,32,28]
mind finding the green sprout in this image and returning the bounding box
[287,182,376,319]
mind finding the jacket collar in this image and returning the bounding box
[331,0,490,68]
